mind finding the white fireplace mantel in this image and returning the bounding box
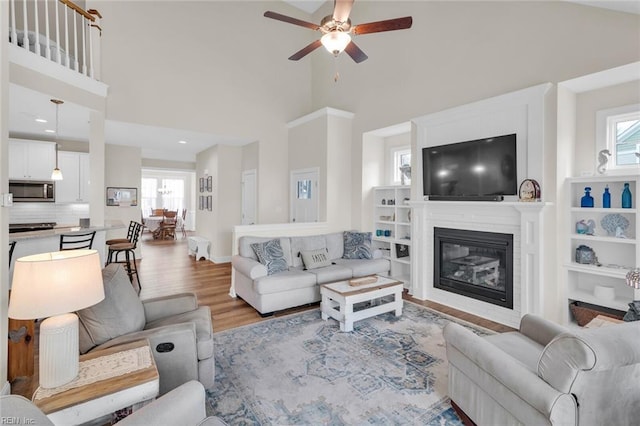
[410,200,551,328]
[408,83,555,328]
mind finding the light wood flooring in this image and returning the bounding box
[10,231,514,398]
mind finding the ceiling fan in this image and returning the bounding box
[264,0,412,63]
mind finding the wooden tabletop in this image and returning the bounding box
[321,275,403,297]
[33,340,158,414]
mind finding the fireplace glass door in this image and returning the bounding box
[434,227,513,309]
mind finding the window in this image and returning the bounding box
[392,147,411,185]
[141,175,187,216]
[597,104,640,172]
[141,178,157,214]
[160,178,185,211]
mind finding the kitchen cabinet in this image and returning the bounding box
[56,151,90,203]
[9,139,56,180]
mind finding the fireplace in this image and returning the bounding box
[434,227,513,309]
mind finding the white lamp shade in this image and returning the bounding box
[8,249,105,320]
[321,31,351,54]
[51,167,63,180]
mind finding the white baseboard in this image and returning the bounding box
[212,256,231,264]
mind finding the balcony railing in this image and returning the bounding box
[9,0,101,80]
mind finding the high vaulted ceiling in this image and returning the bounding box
[9,0,639,163]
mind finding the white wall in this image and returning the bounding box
[91,0,639,233]
[196,144,242,262]
[288,110,328,222]
[304,1,640,229]
[94,0,313,224]
[575,80,640,176]
[104,144,142,256]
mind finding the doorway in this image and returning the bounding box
[290,168,319,223]
[241,169,257,225]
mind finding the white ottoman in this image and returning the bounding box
[188,236,211,261]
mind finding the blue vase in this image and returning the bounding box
[581,187,594,208]
[622,183,632,209]
[602,186,611,208]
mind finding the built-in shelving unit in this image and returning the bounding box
[564,175,638,317]
[372,186,412,287]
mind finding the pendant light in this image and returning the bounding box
[50,99,63,181]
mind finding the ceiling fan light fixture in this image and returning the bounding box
[321,31,351,55]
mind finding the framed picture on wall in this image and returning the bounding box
[106,187,138,206]
[199,196,204,210]
[207,195,212,211]
[199,178,205,193]
[206,176,213,192]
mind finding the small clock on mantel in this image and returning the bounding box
[518,179,541,202]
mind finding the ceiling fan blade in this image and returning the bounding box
[264,11,320,30]
[289,40,323,61]
[352,16,412,35]
[333,0,354,23]
[344,41,368,63]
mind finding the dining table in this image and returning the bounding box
[144,215,183,233]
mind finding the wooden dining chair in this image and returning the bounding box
[152,208,165,216]
[154,210,177,240]
[59,231,96,251]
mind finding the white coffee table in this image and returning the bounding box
[320,275,403,332]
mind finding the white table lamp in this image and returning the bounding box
[8,249,105,388]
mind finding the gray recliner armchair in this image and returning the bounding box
[444,314,640,426]
[76,264,214,395]
[2,380,226,426]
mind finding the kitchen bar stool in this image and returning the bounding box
[9,241,16,265]
[106,221,137,245]
[106,222,142,293]
[59,231,96,251]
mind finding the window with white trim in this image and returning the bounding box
[597,104,640,172]
[391,147,411,185]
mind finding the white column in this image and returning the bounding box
[33,0,40,56]
[89,110,105,228]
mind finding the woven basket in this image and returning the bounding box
[569,301,624,327]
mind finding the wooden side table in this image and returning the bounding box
[32,339,159,426]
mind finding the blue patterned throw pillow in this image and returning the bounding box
[342,231,373,259]
[251,239,288,275]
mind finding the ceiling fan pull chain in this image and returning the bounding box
[334,56,340,83]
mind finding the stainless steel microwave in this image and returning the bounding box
[9,180,55,202]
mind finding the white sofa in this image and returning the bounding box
[232,232,391,315]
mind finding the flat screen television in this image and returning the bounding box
[422,133,517,200]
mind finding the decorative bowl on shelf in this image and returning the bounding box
[593,285,615,301]
[600,214,629,237]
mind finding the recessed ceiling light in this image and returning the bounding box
[178,140,187,144]
[45,129,55,133]
[35,118,47,123]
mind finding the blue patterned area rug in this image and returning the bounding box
[206,301,490,425]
